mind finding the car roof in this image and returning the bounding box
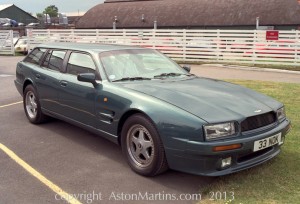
[38,42,145,53]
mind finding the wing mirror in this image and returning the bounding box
[182,65,191,73]
[77,73,97,86]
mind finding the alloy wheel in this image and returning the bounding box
[127,124,155,168]
[25,91,38,119]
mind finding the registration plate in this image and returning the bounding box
[253,133,282,152]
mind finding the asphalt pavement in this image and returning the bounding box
[0,56,299,204]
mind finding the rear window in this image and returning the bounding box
[42,50,66,71]
[24,48,46,65]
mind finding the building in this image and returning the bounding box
[76,0,300,30]
[0,4,38,25]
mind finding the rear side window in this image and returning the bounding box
[24,48,46,65]
[67,52,96,76]
[42,50,66,71]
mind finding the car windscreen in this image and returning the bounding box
[99,49,187,81]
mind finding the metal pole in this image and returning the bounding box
[256,17,260,30]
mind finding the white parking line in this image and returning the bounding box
[0,143,82,204]
[0,74,13,77]
[0,101,23,108]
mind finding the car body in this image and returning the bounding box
[18,22,25,27]
[14,38,28,54]
[1,22,12,27]
[15,43,291,176]
[26,23,39,28]
[1,20,18,27]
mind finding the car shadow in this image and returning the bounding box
[40,119,215,195]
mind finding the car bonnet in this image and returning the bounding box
[118,77,282,123]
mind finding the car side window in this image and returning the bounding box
[67,52,96,76]
[42,50,66,71]
[24,48,46,65]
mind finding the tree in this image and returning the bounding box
[43,5,58,17]
[36,13,43,18]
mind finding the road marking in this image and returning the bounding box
[0,101,23,108]
[0,143,82,204]
[0,74,13,77]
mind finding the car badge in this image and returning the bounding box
[254,110,262,113]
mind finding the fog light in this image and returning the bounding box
[221,157,232,168]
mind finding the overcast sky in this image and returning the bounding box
[1,0,105,15]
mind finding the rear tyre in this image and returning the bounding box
[23,85,48,124]
[121,114,168,176]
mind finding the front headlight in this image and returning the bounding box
[204,122,236,140]
[277,107,286,121]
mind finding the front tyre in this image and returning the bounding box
[121,114,168,176]
[23,85,47,124]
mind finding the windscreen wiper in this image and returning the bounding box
[112,77,152,82]
[154,73,195,78]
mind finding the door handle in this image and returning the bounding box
[35,74,41,79]
[60,80,68,87]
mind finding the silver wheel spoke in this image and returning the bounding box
[29,96,34,105]
[138,130,144,139]
[132,136,139,146]
[127,125,154,167]
[32,102,37,109]
[142,149,150,160]
[134,148,142,157]
[30,95,37,109]
[142,140,152,149]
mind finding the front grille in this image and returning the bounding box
[241,112,276,132]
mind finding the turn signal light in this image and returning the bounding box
[213,144,242,152]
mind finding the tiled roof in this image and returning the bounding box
[76,0,300,29]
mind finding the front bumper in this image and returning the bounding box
[165,119,291,176]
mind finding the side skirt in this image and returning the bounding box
[42,108,119,144]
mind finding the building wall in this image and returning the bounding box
[0,5,37,24]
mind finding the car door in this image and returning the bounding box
[23,48,63,113]
[36,49,65,113]
[58,51,98,128]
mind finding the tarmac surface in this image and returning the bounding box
[0,55,299,204]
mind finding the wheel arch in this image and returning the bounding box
[117,109,154,145]
[23,79,34,95]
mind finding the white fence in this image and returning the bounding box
[0,30,14,55]
[27,29,300,66]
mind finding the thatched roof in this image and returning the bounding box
[76,0,300,29]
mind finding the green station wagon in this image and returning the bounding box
[15,43,291,176]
